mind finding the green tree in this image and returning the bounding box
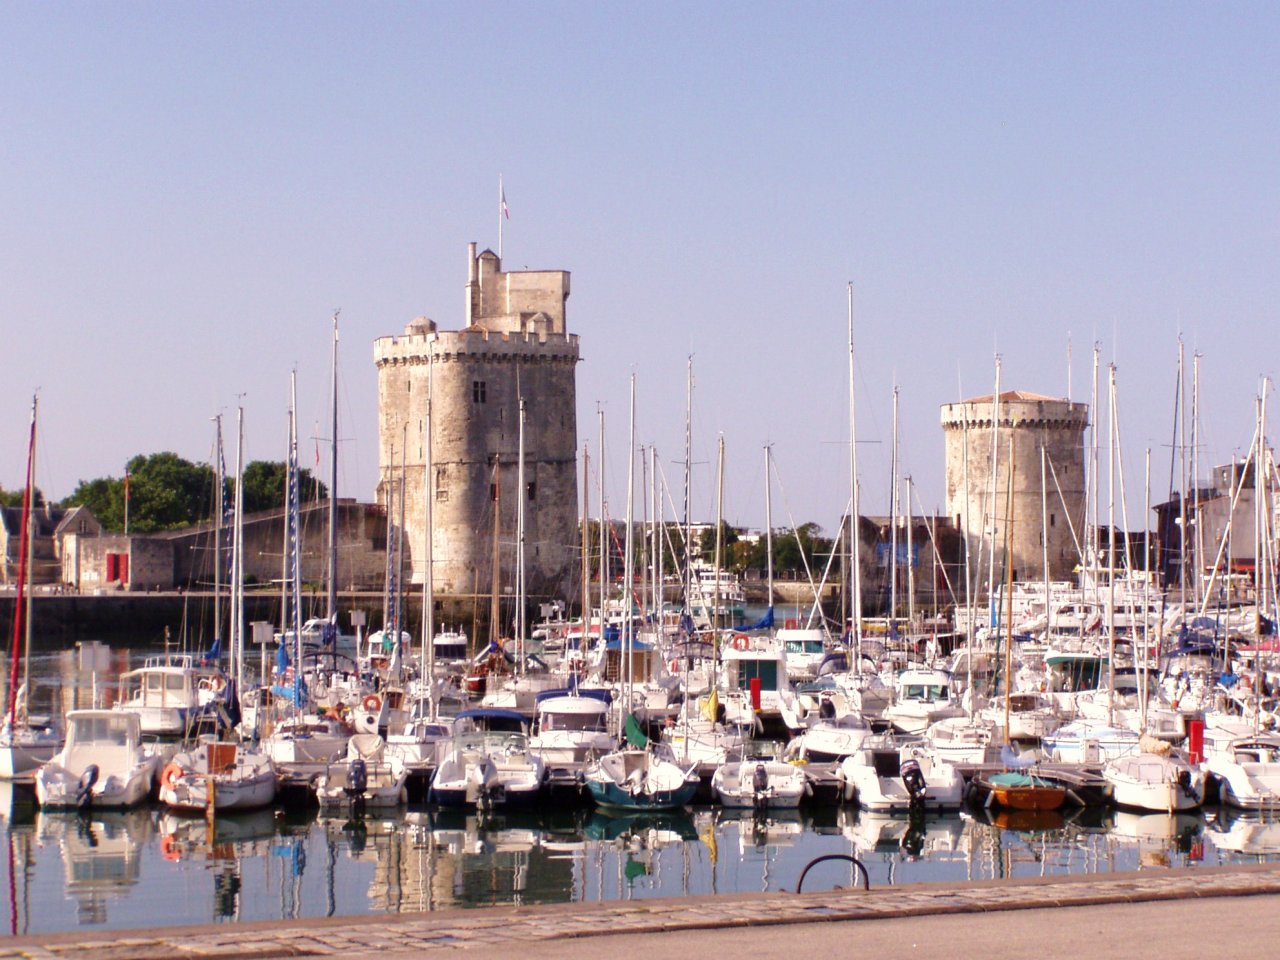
[238,461,327,514]
[772,522,831,577]
[63,452,216,532]
[0,486,45,509]
[699,521,740,564]
[61,476,126,530]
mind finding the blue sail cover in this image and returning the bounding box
[734,606,775,631]
[201,636,222,664]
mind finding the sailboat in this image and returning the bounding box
[158,406,277,813]
[0,396,59,778]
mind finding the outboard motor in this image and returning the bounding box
[818,697,836,720]
[76,764,100,810]
[900,758,927,810]
[345,757,368,805]
[752,763,770,809]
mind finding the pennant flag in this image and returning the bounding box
[501,186,510,219]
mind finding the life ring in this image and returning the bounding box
[361,693,383,713]
[160,762,183,792]
[160,834,181,862]
[731,634,750,651]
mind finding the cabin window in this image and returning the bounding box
[472,381,487,403]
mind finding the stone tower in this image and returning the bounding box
[373,244,580,606]
[940,391,1089,586]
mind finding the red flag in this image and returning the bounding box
[123,469,130,502]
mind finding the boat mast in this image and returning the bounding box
[624,374,636,705]
[765,445,774,620]
[889,384,900,635]
[580,442,590,644]
[1004,439,1015,740]
[986,357,1002,631]
[289,371,304,715]
[713,433,725,637]
[517,394,526,670]
[598,407,607,638]
[1106,363,1117,726]
[423,337,435,713]
[213,413,224,651]
[7,396,36,726]
[906,474,916,635]
[396,422,407,665]
[682,358,693,631]
[233,404,245,696]
[847,284,863,665]
[489,455,501,649]
[328,312,339,624]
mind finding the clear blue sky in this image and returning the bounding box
[3,3,1277,535]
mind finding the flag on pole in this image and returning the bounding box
[123,469,130,503]
[501,185,509,219]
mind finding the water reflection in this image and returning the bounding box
[3,796,1280,935]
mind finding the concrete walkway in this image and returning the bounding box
[4,864,1279,959]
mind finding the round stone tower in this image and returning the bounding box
[373,244,580,606]
[940,391,1089,586]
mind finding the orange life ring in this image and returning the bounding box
[731,634,750,651]
[160,833,181,862]
[361,693,383,713]
[160,762,183,792]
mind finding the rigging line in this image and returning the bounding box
[907,481,959,613]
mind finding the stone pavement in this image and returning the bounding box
[4,864,1280,959]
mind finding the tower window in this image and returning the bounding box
[527,482,537,501]
[472,381,487,403]
[1050,513,1056,527]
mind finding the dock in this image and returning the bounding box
[7,862,1278,959]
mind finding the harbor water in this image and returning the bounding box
[2,641,1278,936]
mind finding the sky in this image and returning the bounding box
[3,3,1278,537]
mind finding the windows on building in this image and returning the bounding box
[472,380,487,403]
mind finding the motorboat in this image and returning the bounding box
[112,656,226,737]
[529,691,616,765]
[1041,719,1141,764]
[430,709,546,809]
[1204,734,1280,811]
[925,715,997,765]
[36,710,160,809]
[712,749,809,810]
[840,735,964,813]
[882,668,964,736]
[314,734,408,810]
[1103,737,1204,812]
[157,738,276,812]
[584,746,699,811]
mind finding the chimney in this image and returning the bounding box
[465,242,477,326]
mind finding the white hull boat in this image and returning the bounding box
[36,710,159,809]
[158,740,276,812]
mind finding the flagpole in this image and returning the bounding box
[498,174,504,261]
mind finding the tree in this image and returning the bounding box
[61,476,126,530]
[238,461,327,514]
[0,486,45,509]
[699,521,740,564]
[63,452,216,532]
